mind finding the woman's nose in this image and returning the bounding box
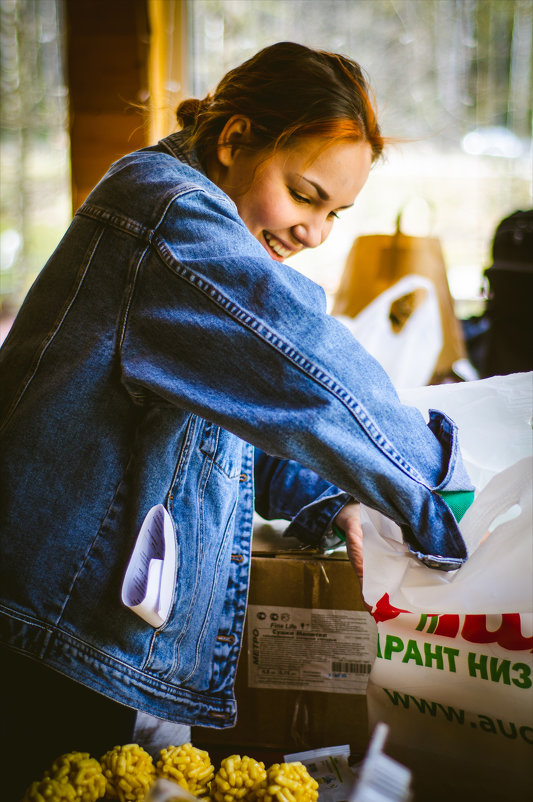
[292,218,329,249]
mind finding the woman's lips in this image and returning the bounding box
[263,231,295,260]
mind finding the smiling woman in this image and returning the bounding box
[175,41,382,261]
[212,132,372,260]
[185,2,533,312]
[1,41,475,789]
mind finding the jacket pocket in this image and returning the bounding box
[199,419,243,479]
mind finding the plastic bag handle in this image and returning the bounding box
[395,197,436,237]
[372,273,435,303]
[459,457,532,554]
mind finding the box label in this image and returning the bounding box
[247,604,377,694]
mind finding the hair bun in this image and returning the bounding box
[176,97,202,128]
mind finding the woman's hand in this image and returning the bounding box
[333,501,363,583]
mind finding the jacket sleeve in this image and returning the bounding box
[254,448,351,548]
[119,184,474,570]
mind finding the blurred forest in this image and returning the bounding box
[0,0,532,321]
[190,0,532,143]
[189,0,532,305]
[0,0,69,320]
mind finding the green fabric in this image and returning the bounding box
[332,489,474,540]
[331,522,346,541]
[438,489,475,522]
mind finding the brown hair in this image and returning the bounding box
[176,41,384,167]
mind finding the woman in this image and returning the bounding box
[0,41,473,785]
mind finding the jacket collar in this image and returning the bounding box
[158,129,205,175]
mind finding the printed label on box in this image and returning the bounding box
[247,605,377,694]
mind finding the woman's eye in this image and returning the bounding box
[289,188,310,204]
[289,187,340,220]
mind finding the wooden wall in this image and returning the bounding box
[148,0,189,145]
[65,0,151,212]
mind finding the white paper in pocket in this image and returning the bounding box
[121,504,176,628]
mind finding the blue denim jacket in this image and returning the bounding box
[0,132,473,728]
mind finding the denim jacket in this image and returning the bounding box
[0,132,473,728]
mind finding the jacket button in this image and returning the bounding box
[239,473,248,482]
[216,633,236,644]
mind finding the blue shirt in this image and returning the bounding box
[0,131,473,728]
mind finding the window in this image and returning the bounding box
[1,0,530,328]
[188,0,532,313]
[0,0,70,325]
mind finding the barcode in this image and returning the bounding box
[331,661,371,674]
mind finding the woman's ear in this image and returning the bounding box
[216,115,253,166]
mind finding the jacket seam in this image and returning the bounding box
[149,231,428,488]
[144,415,198,672]
[0,227,104,435]
[185,463,239,683]
[77,188,236,240]
[117,242,151,356]
[53,446,141,628]
[0,606,233,706]
[169,437,215,679]
[77,204,152,239]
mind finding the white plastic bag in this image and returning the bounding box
[362,372,533,614]
[336,274,442,388]
[362,373,533,795]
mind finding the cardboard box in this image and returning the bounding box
[193,530,376,756]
